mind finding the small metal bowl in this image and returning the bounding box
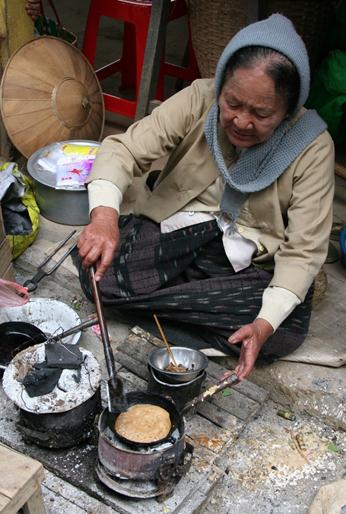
[148,346,208,384]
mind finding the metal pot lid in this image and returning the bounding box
[3,343,101,414]
[0,36,105,158]
[27,139,100,189]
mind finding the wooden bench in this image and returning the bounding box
[0,443,45,514]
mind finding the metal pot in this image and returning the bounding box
[18,388,101,448]
[148,346,209,384]
[27,140,100,226]
[147,367,207,413]
[3,341,102,448]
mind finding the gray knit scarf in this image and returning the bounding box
[203,13,328,222]
[204,104,327,221]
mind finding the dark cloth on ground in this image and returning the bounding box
[78,215,313,362]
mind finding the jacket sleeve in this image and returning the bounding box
[269,130,335,301]
[86,79,212,196]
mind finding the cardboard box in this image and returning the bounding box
[0,237,13,279]
[1,262,15,281]
[0,206,5,242]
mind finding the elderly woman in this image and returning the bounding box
[77,14,334,380]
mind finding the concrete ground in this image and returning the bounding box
[11,214,346,514]
[3,1,346,512]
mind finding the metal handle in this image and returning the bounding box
[89,266,128,413]
[49,316,98,342]
[182,373,239,414]
[89,266,117,381]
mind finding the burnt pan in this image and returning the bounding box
[106,391,183,450]
[107,374,239,450]
[0,321,46,370]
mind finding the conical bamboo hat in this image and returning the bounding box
[0,36,105,158]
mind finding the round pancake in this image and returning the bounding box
[115,403,171,443]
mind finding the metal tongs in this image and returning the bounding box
[89,265,128,413]
[23,230,77,292]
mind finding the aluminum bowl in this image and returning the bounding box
[148,346,208,384]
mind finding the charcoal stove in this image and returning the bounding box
[3,343,102,448]
[95,399,193,500]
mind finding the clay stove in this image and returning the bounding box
[3,343,101,448]
[96,404,193,499]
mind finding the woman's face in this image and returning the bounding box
[218,65,288,148]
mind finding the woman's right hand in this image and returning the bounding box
[77,206,119,281]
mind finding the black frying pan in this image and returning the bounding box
[0,317,99,372]
[0,321,46,372]
[107,373,239,450]
[106,391,183,450]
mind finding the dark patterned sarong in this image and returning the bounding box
[79,215,313,362]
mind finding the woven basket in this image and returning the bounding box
[188,0,337,78]
[188,0,246,78]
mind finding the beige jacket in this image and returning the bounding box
[88,79,335,301]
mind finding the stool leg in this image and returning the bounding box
[135,0,171,120]
[119,23,136,90]
[186,19,200,78]
[82,0,102,65]
[134,20,150,99]
[22,488,46,514]
[155,43,166,101]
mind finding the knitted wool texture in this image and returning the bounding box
[204,14,327,220]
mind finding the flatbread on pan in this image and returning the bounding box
[115,403,171,443]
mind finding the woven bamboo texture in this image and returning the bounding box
[188,0,337,78]
[188,0,246,78]
[0,36,105,157]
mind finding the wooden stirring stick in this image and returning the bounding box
[153,314,179,367]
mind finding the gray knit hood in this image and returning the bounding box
[214,13,310,113]
[204,13,327,222]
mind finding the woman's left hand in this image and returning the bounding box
[227,318,274,380]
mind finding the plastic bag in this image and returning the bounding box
[306,50,346,144]
[329,0,346,51]
[56,160,94,188]
[0,279,30,307]
[0,162,40,259]
[36,142,97,188]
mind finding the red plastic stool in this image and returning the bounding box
[82,0,199,118]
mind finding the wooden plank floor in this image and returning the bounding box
[0,326,268,513]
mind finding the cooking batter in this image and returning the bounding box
[115,404,171,444]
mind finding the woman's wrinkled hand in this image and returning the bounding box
[226,318,274,381]
[77,206,119,281]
